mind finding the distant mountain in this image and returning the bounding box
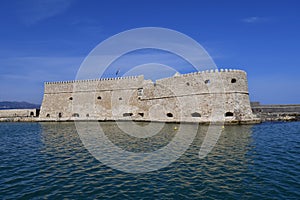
[0,101,40,110]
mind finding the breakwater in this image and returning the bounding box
[251,102,300,121]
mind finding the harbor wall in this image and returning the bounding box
[251,102,300,121]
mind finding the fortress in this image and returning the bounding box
[39,69,259,124]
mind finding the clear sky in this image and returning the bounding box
[0,0,299,104]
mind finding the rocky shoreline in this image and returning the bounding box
[0,117,298,123]
[253,113,300,122]
[251,102,300,122]
[0,117,261,124]
[0,116,297,123]
[0,117,37,122]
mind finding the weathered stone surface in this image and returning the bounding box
[0,109,38,118]
[39,70,259,123]
[251,102,300,121]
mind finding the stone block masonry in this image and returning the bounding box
[0,109,39,122]
[0,109,38,118]
[251,102,300,121]
[39,69,260,124]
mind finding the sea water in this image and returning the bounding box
[0,122,299,199]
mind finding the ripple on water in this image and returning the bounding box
[0,122,300,199]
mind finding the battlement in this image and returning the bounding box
[175,68,245,77]
[157,68,245,81]
[45,75,141,85]
[43,69,248,95]
[44,69,245,85]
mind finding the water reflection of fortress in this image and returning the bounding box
[39,69,259,124]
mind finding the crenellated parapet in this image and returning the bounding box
[177,68,245,76]
[43,69,248,95]
[155,69,248,96]
[44,69,244,85]
[44,75,144,94]
[45,75,140,85]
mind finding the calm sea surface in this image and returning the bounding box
[0,122,299,199]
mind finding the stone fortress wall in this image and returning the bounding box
[0,109,39,122]
[39,69,259,124]
[251,102,300,121]
[0,109,38,118]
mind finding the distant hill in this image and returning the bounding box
[0,101,40,110]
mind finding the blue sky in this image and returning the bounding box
[0,0,299,104]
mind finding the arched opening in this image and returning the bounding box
[97,96,102,100]
[30,112,34,116]
[225,112,234,117]
[123,113,133,117]
[191,112,201,117]
[119,97,123,100]
[231,78,237,83]
[72,113,79,117]
[204,79,210,84]
[58,112,62,118]
[46,114,50,118]
[86,114,89,117]
[167,113,173,118]
[186,82,190,86]
[69,97,73,100]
